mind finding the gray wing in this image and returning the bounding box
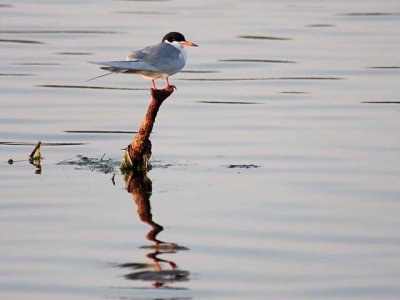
[89,60,160,74]
[127,43,185,75]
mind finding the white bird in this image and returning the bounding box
[89,32,198,89]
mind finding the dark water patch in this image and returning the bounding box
[196,100,261,105]
[238,35,292,41]
[287,4,325,9]
[55,52,93,55]
[180,70,219,74]
[117,0,170,2]
[12,62,60,66]
[305,24,336,27]
[140,244,189,251]
[116,263,150,269]
[262,76,343,80]
[337,12,400,17]
[220,59,296,64]
[301,285,400,298]
[280,91,311,94]
[150,160,193,170]
[0,4,12,7]
[64,130,137,134]
[362,101,400,104]
[57,155,118,174]
[123,270,189,282]
[0,30,122,34]
[0,38,44,44]
[110,286,189,292]
[0,73,34,76]
[179,76,343,81]
[0,141,86,146]
[367,66,400,69]
[38,84,146,91]
[226,164,260,169]
[115,10,175,15]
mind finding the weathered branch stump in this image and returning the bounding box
[120,87,174,172]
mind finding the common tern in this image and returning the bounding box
[89,32,198,89]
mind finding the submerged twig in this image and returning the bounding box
[29,141,41,160]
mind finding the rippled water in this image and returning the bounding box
[1,1,400,299]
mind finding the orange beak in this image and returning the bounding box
[181,40,199,47]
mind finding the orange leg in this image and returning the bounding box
[165,77,176,90]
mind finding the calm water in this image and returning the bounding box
[1,0,400,299]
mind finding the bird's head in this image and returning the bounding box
[162,32,198,47]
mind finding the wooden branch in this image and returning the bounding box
[120,87,174,171]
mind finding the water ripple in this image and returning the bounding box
[179,76,343,81]
[0,38,44,44]
[0,30,122,34]
[337,12,400,16]
[237,35,292,41]
[37,84,146,91]
[219,59,297,63]
[196,101,261,105]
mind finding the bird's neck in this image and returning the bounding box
[165,41,187,61]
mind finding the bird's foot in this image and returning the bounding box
[150,86,175,100]
[166,85,177,91]
[150,85,176,92]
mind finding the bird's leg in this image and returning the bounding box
[151,79,157,90]
[165,77,176,90]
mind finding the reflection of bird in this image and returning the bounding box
[90,32,198,89]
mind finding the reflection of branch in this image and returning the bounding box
[122,170,190,289]
[147,250,177,270]
[122,169,190,288]
[125,171,165,244]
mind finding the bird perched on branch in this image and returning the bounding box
[89,32,198,90]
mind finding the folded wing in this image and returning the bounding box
[127,43,185,75]
[89,60,161,74]
[89,43,184,77]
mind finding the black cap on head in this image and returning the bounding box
[162,32,186,43]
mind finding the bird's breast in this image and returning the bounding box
[178,47,187,62]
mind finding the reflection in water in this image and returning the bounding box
[29,157,41,174]
[121,170,190,289]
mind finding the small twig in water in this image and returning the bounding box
[111,173,116,185]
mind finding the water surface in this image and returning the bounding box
[1,1,400,299]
